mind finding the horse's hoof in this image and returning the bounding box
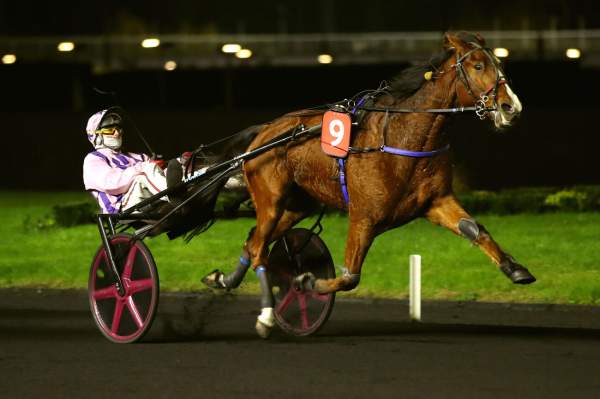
[201,270,226,289]
[500,257,536,285]
[293,272,316,292]
[511,269,537,284]
[255,320,273,339]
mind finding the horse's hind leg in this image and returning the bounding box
[201,228,254,290]
[201,209,300,290]
[426,194,536,284]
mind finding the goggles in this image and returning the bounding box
[94,127,123,135]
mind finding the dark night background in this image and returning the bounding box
[1,0,599,191]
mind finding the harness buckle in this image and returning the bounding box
[475,94,490,120]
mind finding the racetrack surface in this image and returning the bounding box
[1,289,599,399]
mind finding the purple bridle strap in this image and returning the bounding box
[337,158,350,206]
[380,144,450,157]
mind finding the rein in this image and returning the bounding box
[355,104,488,114]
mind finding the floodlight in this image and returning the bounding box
[57,42,75,52]
[2,54,16,64]
[235,49,252,59]
[493,48,509,58]
[318,54,333,64]
[141,38,160,48]
[566,48,581,59]
[164,60,177,71]
[222,44,242,53]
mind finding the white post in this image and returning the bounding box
[409,254,421,321]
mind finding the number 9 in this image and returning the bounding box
[329,119,345,146]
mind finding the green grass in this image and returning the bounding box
[1,191,600,305]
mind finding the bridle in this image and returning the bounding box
[450,43,507,120]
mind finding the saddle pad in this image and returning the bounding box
[321,110,351,158]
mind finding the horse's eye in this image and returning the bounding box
[474,63,483,71]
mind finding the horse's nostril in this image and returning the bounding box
[501,103,514,114]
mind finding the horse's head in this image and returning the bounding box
[443,32,522,129]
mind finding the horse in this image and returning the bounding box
[201,31,536,338]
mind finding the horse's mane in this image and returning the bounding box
[389,31,484,101]
[388,48,454,100]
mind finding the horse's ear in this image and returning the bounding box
[443,32,462,51]
[475,33,486,46]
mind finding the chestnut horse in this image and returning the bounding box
[203,31,536,337]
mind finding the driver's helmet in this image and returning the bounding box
[85,109,124,150]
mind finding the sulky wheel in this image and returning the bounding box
[88,234,159,343]
[268,228,335,336]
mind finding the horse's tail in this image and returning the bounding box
[166,124,264,241]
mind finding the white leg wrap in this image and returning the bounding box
[257,307,275,328]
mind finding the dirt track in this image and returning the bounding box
[1,289,599,398]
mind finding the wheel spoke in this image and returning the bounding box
[93,285,118,301]
[297,293,311,330]
[129,278,154,295]
[126,296,144,328]
[111,300,125,334]
[121,244,139,280]
[276,289,296,314]
[310,291,330,303]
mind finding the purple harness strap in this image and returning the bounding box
[336,145,449,207]
[337,158,350,206]
[380,144,450,157]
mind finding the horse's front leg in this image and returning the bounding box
[299,218,375,294]
[426,194,536,284]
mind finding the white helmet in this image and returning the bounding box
[86,109,123,150]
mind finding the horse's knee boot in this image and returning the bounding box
[255,266,274,339]
[458,218,484,241]
[499,255,536,284]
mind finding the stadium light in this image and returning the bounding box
[2,54,16,64]
[566,48,581,59]
[222,43,242,54]
[57,42,75,52]
[141,38,160,48]
[318,54,333,64]
[235,48,252,59]
[493,47,509,58]
[164,60,177,71]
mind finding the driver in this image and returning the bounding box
[83,108,187,213]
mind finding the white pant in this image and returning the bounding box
[121,163,168,210]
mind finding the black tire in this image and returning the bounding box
[268,228,336,336]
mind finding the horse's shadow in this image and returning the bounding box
[142,295,598,344]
